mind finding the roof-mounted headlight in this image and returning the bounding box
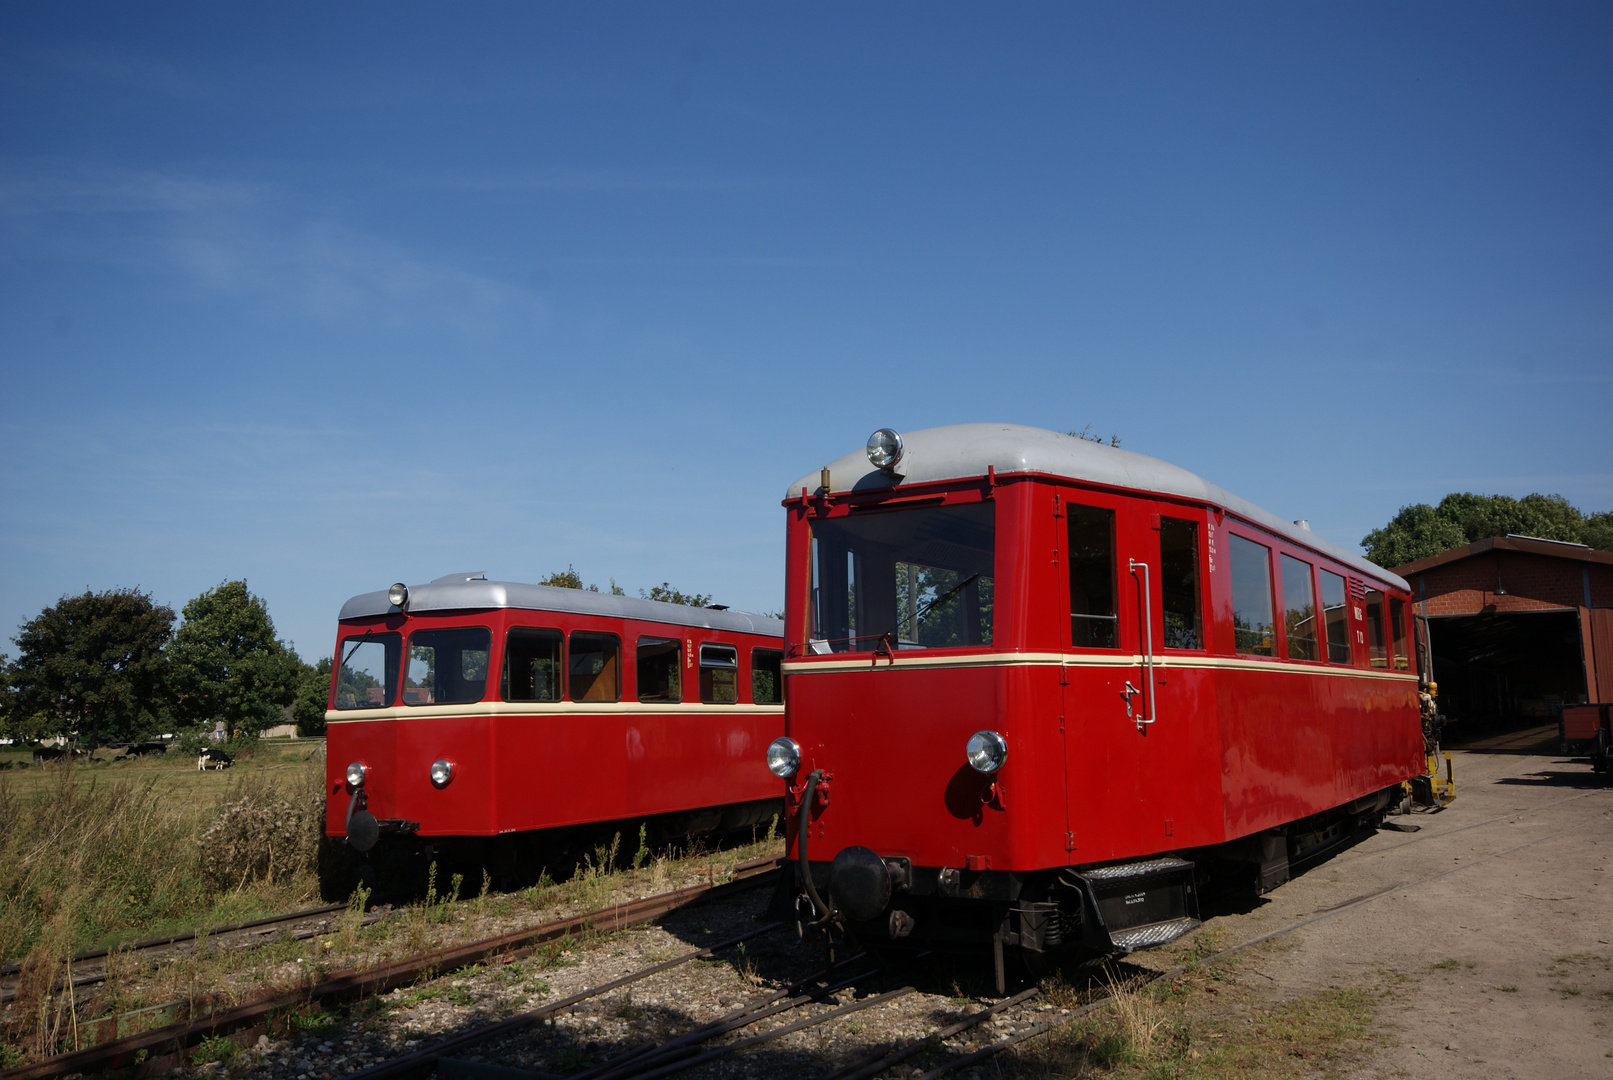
[766,737,801,778]
[965,730,1007,774]
[866,428,903,471]
[387,582,409,608]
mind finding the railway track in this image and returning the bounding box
[0,903,358,1006]
[0,856,784,1080]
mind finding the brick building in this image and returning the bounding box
[1393,535,1613,730]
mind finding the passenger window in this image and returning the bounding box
[636,637,681,703]
[1390,597,1409,671]
[1279,555,1318,661]
[699,644,739,704]
[1159,518,1202,649]
[1067,504,1118,648]
[1229,535,1276,656]
[405,627,491,705]
[502,627,562,702]
[1364,590,1387,668]
[335,633,401,709]
[569,631,621,702]
[752,648,783,705]
[1319,571,1350,664]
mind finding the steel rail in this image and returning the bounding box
[0,857,783,1080]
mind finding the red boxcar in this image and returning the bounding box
[766,425,1423,985]
[324,573,784,895]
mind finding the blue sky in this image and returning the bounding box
[2,2,1609,661]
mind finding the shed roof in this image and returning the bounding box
[791,423,1407,590]
[1393,535,1613,578]
[339,572,783,636]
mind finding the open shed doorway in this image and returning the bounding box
[1427,610,1586,740]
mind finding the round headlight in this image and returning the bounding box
[429,759,454,788]
[345,761,368,788]
[965,730,1007,774]
[866,428,903,471]
[766,737,801,778]
[387,582,409,608]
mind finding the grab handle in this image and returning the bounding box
[1129,558,1157,730]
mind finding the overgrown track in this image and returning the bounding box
[0,904,353,1005]
[0,857,784,1080]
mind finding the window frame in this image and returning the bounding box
[333,631,402,710]
[1317,568,1352,665]
[568,630,622,703]
[500,625,565,703]
[751,647,783,705]
[635,635,683,704]
[1066,501,1122,651]
[402,625,493,706]
[1277,553,1321,663]
[698,642,740,705]
[1157,514,1206,652]
[1227,530,1278,659]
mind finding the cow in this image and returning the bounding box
[32,745,68,764]
[197,748,233,771]
[123,741,169,757]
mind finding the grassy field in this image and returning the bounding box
[0,740,327,965]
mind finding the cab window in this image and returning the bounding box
[405,627,491,705]
[1068,504,1118,648]
[1364,590,1387,668]
[1230,534,1275,657]
[637,637,681,703]
[699,644,739,704]
[1319,571,1350,664]
[335,632,401,709]
[1390,597,1409,671]
[1159,517,1202,649]
[502,627,562,702]
[569,631,621,702]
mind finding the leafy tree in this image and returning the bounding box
[641,583,714,607]
[168,581,300,739]
[538,566,626,595]
[7,588,175,748]
[293,656,333,736]
[1363,492,1611,567]
[1068,424,1122,448]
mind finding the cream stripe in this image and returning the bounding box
[781,652,1418,682]
[325,702,785,724]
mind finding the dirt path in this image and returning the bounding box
[1133,730,1611,1077]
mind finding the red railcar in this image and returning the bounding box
[766,425,1423,985]
[324,573,784,895]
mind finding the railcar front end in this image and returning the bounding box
[771,425,1424,986]
[323,574,785,897]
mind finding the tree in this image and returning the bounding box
[7,588,175,748]
[168,580,300,739]
[641,583,714,607]
[1362,492,1612,568]
[293,656,333,736]
[539,565,626,595]
[1068,425,1122,448]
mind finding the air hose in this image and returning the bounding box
[798,769,832,922]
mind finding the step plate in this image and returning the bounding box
[1110,916,1201,954]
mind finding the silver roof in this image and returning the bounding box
[789,423,1406,590]
[339,572,784,636]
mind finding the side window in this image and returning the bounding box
[502,627,563,702]
[637,637,682,703]
[405,627,491,705]
[1318,571,1351,664]
[1279,555,1318,661]
[335,633,401,709]
[569,631,621,702]
[752,648,783,705]
[1067,504,1118,648]
[700,643,739,704]
[1390,597,1409,671]
[1364,590,1387,668]
[1229,534,1275,657]
[1159,517,1202,649]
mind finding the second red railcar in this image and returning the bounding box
[324,574,785,894]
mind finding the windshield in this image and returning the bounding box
[335,632,401,709]
[810,501,994,653]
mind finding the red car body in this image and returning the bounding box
[323,574,784,890]
[773,425,1423,975]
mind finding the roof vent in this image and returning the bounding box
[431,571,489,583]
[1293,519,1310,532]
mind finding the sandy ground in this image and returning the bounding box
[1136,725,1611,1078]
